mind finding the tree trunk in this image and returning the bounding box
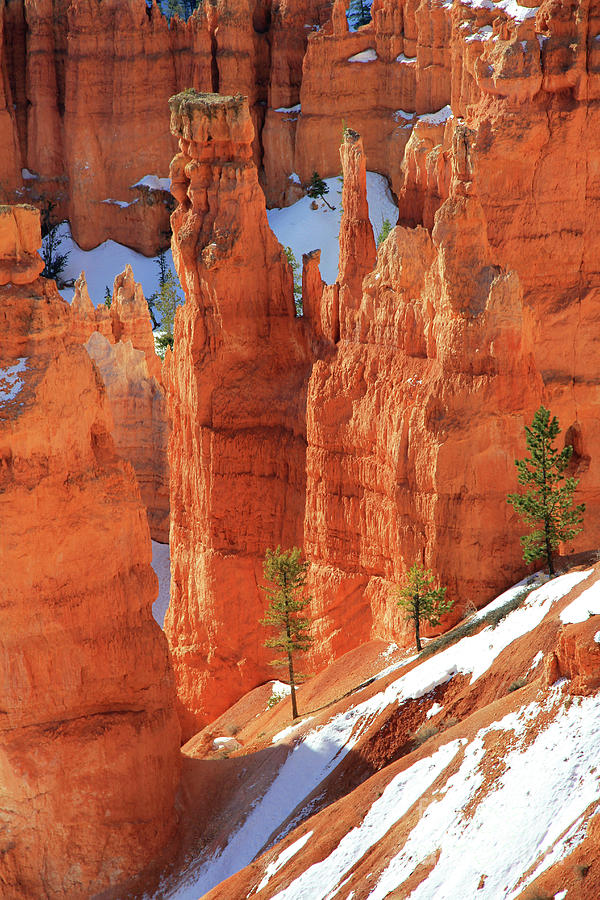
[415,597,422,652]
[288,649,298,720]
[545,520,555,576]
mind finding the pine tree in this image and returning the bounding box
[307,171,334,210]
[103,285,112,308]
[284,246,302,316]
[507,405,585,576]
[376,218,392,247]
[347,0,372,29]
[397,563,452,652]
[261,546,312,720]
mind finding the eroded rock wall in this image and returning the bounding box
[164,91,313,737]
[0,205,180,897]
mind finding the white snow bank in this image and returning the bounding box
[560,577,600,624]
[55,223,177,306]
[272,741,463,900]
[132,175,171,192]
[0,358,28,406]
[267,681,292,711]
[275,104,301,114]
[267,172,397,286]
[396,52,416,64]
[594,631,600,644]
[370,690,600,899]
[418,105,454,126]
[426,702,444,719]
[151,540,171,627]
[460,0,538,22]
[213,736,242,752]
[21,167,39,180]
[393,109,414,122]
[257,831,313,893]
[348,48,378,63]
[289,172,301,185]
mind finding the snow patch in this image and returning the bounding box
[395,52,416,64]
[267,172,398,286]
[289,172,301,185]
[393,109,414,122]
[559,577,600,624]
[528,650,544,673]
[272,716,314,744]
[21,167,39,180]
[426,702,444,719]
[55,223,177,306]
[0,358,28,406]
[275,104,301,114]
[465,25,493,41]
[101,198,137,209]
[594,631,600,644]
[348,48,378,63]
[257,832,313,893]
[459,0,538,22]
[272,741,463,900]
[370,692,600,899]
[132,174,171,192]
[151,540,171,627]
[418,105,454,126]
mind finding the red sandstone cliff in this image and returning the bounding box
[0,205,180,897]
[164,90,314,738]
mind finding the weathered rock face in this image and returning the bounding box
[164,90,313,737]
[0,205,180,898]
[86,330,170,543]
[67,267,170,542]
[302,125,542,659]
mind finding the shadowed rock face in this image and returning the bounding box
[164,90,314,739]
[0,205,180,898]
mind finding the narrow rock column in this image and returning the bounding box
[165,91,313,738]
[0,205,180,898]
[338,129,377,295]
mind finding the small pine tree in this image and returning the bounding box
[40,200,70,284]
[307,171,334,210]
[397,563,452,652]
[103,285,112,308]
[377,218,392,247]
[347,0,372,29]
[261,546,312,721]
[507,405,585,576]
[284,246,302,316]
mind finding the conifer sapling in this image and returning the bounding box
[397,563,452,652]
[307,171,334,210]
[261,546,312,720]
[507,405,585,576]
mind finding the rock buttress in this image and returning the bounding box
[0,205,180,898]
[164,91,313,738]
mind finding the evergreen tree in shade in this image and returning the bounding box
[103,285,112,308]
[307,171,334,210]
[507,406,585,576]
[347,0,372,29]
[284,246,302,316]
[397,563,452,652]
[261,546,312,721]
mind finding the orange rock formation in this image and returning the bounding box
[0,205,180,897]
[164,90,313,738]
[69,267,170,541]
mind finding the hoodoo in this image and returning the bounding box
[164,90,313,738]
[0,205,180,898]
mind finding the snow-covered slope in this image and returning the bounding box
[149,562,600,900]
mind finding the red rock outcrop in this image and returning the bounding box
[303,123,542,660]
[164,90,313,737]
[0,205,180,897]
[86,330,170,542]
[110,263,162,381]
